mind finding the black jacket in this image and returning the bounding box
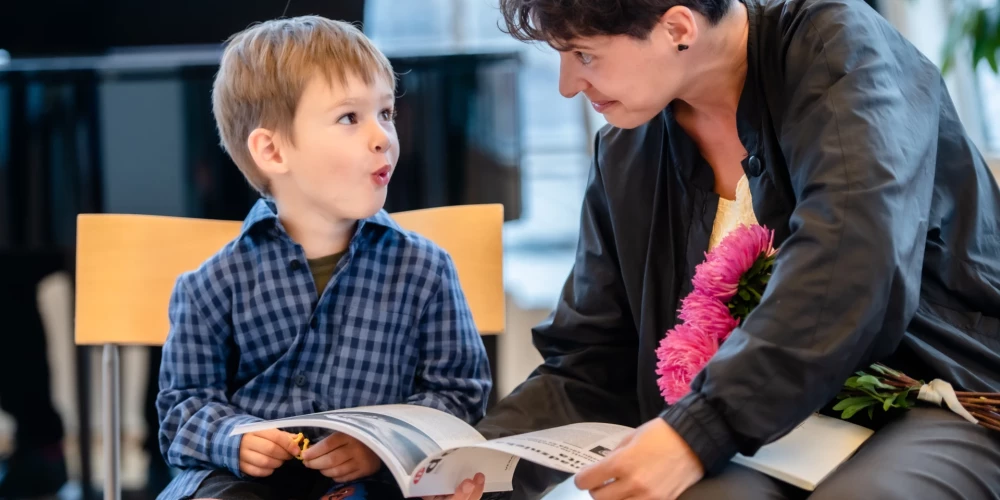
[477,0,1000,484]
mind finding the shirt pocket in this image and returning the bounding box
[329,306,419,405]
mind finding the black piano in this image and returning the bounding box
[1,1,522,496]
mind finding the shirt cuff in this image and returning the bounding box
[658,391,739,474]
[209,414,264,477]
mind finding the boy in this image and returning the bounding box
[156,16,490,500]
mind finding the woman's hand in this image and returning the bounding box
[301,432,383,483]
[575,419,704,500]
[238,429,301,477]
[422,473,486,500]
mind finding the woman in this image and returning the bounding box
[477,0,1000,499]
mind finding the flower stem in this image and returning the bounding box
[971,411,1000,432]
[957,392,1000,398]
[958,397,1000,405]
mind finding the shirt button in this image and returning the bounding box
[310,317,318,329]
[290,259,302,271]
[746,155,764,177]
[294,373,306,386]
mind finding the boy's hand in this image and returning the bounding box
[422,473,486,500]
[301,432,382,482]
[238,429,301,477]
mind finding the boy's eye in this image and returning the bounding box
[575,51,593,65]
[380,108,397,122]
[337,113,358,125]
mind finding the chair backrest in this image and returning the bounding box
[75,204,505,346]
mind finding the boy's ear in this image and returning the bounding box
[248,127,288,175]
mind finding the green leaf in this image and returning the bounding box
[883,393,897,411]
[842,400,876,419]
[868,405,875,420]
[897,389,912,409]
[856,375,894,390]
[844,376,862,389]
[973,10,991,68]
[833,396,874,412]
[739,289,751,301]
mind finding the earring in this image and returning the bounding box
[678,44,689,51]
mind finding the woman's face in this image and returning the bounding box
[555,8,698,129]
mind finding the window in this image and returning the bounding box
[879,0,998,156]
[977,67,1000,152]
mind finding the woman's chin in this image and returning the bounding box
[602,106,662,130]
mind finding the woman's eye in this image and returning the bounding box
[338,113,358,125]
[575,51,593,65]
[380,108,397,121]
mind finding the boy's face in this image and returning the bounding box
[276,72,399,221]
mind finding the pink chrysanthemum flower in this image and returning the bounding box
[655,323,720,404]
[691,224,775,301]
[656,224,777,405]
[678,292,740,341]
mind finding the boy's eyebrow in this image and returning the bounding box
[331,93,396,108]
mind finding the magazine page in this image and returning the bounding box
[391,421,631,497]
[402,446,521,497]
[230,413,420,487]
[471,422,633,474]
[330,404,486,450]
[403,422,632,496]
[230,405,492,493]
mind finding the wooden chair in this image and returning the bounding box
[74,204,505,499]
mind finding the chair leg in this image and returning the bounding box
[102,344,121,500]
[77,345,95,500]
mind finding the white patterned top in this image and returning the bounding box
[708,174,759,251]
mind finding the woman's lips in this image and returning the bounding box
[590,100,618,113]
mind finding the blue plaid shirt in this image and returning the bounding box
[156,199,492,499]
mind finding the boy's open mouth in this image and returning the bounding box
[373,165,391,186]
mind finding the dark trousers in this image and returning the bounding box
[190,461,406,500]
[679,407,1000,500]
[0,250,67,448]
[505,407,1000,500]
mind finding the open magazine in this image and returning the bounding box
[229,404,631,498]
[231,406,873,497]
[536,414,873,499]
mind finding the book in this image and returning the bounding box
[229,404,632,498]
[730,413,874,491]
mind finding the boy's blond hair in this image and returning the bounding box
[212,16,395,194]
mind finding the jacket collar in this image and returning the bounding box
[239,198,402,239]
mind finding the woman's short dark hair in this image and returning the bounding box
[499,0,734,47]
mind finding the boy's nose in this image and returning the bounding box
[370,124,391,153]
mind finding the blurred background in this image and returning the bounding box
[1,0,998,498]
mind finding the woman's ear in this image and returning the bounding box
[658,5,699,50]
[248,127,288,176]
